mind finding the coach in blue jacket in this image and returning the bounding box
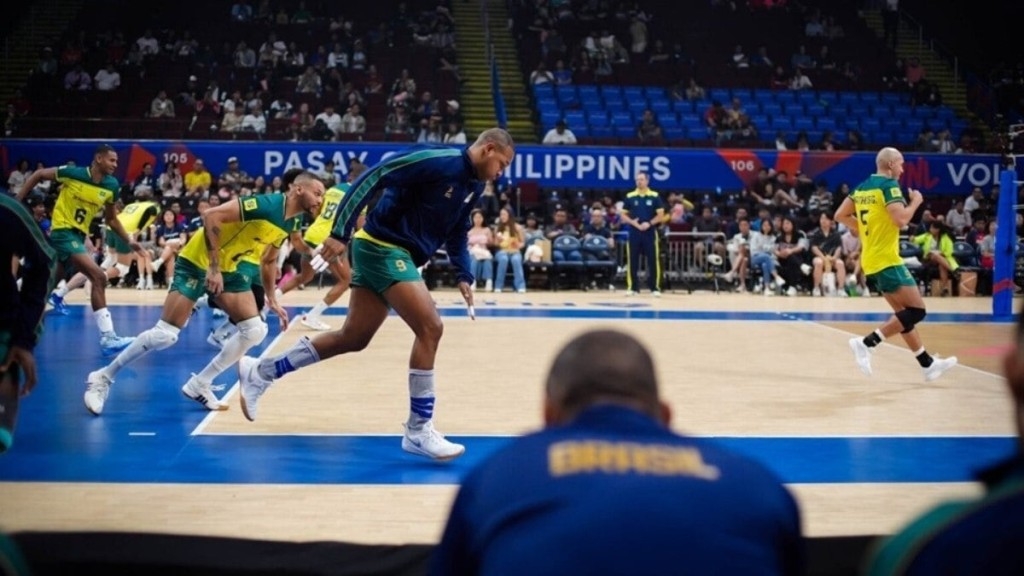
[430,328,804,576]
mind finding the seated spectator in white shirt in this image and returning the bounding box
[543,120,578,145]
[241,104,267,134]
[93,64,121,91]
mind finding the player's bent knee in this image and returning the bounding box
[144,321,180,351]
[237,317,269,348]
[896,307,926,333]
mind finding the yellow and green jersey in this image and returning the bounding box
[180,194,303,273]
[303,183,348,246]
[51,165,120,234]
[115,201,160,234]
[850,174,905,275]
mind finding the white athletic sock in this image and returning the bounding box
[94,308,115,337]
[103,320,180,379]
[258,336,320,381]
[54,283,69,298]
[407,369,435,430]
[306,300,329,320]
[196,318,264,383]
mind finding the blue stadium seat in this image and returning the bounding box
[662,125,687,142]
[610,111,634,127]
[587,110,609,126]
[672,99,693,114]
[627,99,651,113]
[709,88,731,103]
[536,97,559,113]
[806,103,827,117]
[532,83,554,97]
[796,90,819,105]
[649,99,672,113]
[880,92,904,106]
[817,91,839,105]
[793,117,815,132]
[783,102,805,116]
[839,92,860,106]
[894,129,917,146]
[613,124,636,138]
[761,102,783,118]
[903,117,925,134]
[589,124,614,138]
[815,117,837,132]
[622,86,645,100]
[912,106,936,120]
[774,90,797,105]
[580,97,603,113]
[578,85,599,98]
[731,88,753,102]
[880,117,903,131]
[657,111,679,127]
[859,92,882,105]
[848,104,870,118]
[603,94,625,111]
[749,114,769,129]
[752,89,775,103]
[771,117,794,131]
[540,110,562,126]
[680,113,704,130]
[564,110,586,126]
[861,117,882,133]
[599,84,622,99]
[873,103,894,117]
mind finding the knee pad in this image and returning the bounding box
[115,263,131,276]
[237,317,269,349]
[896,307,926,334]
[144,320,180,351]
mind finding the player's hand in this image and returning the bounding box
[458,281,475,321]
[1,346,37,396]
[313,238,346,272]
[908,188,923,203]
[266,298,289,330]
[205,270,224,295]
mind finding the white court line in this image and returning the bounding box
[190,327,290,436]
[128,432,156,436]
[781,311,1005,380]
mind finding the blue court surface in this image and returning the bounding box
[1,304,1014,486]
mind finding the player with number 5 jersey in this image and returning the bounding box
[834,147,957,382]
[16,144,147,356]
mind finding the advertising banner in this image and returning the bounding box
[2,139,1016,195]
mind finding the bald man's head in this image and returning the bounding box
[545,329,665,424]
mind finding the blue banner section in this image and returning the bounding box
[3,139,1019,194]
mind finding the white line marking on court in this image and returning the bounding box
[190,328,290,436]
[128,432,156,436]
[790,312,1005,379]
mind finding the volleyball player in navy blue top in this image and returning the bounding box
[620,171,668,295]
[239,128,515,461]
[430,329,804,576]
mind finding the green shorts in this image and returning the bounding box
[48,228,88,264]
[104,231,132,255]
[867,265,917,294]
[350,237,422,294]
[170,258,261,302]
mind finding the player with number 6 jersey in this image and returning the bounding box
[15,144,146,356]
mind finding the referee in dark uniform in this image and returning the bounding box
[620,171,668,296]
